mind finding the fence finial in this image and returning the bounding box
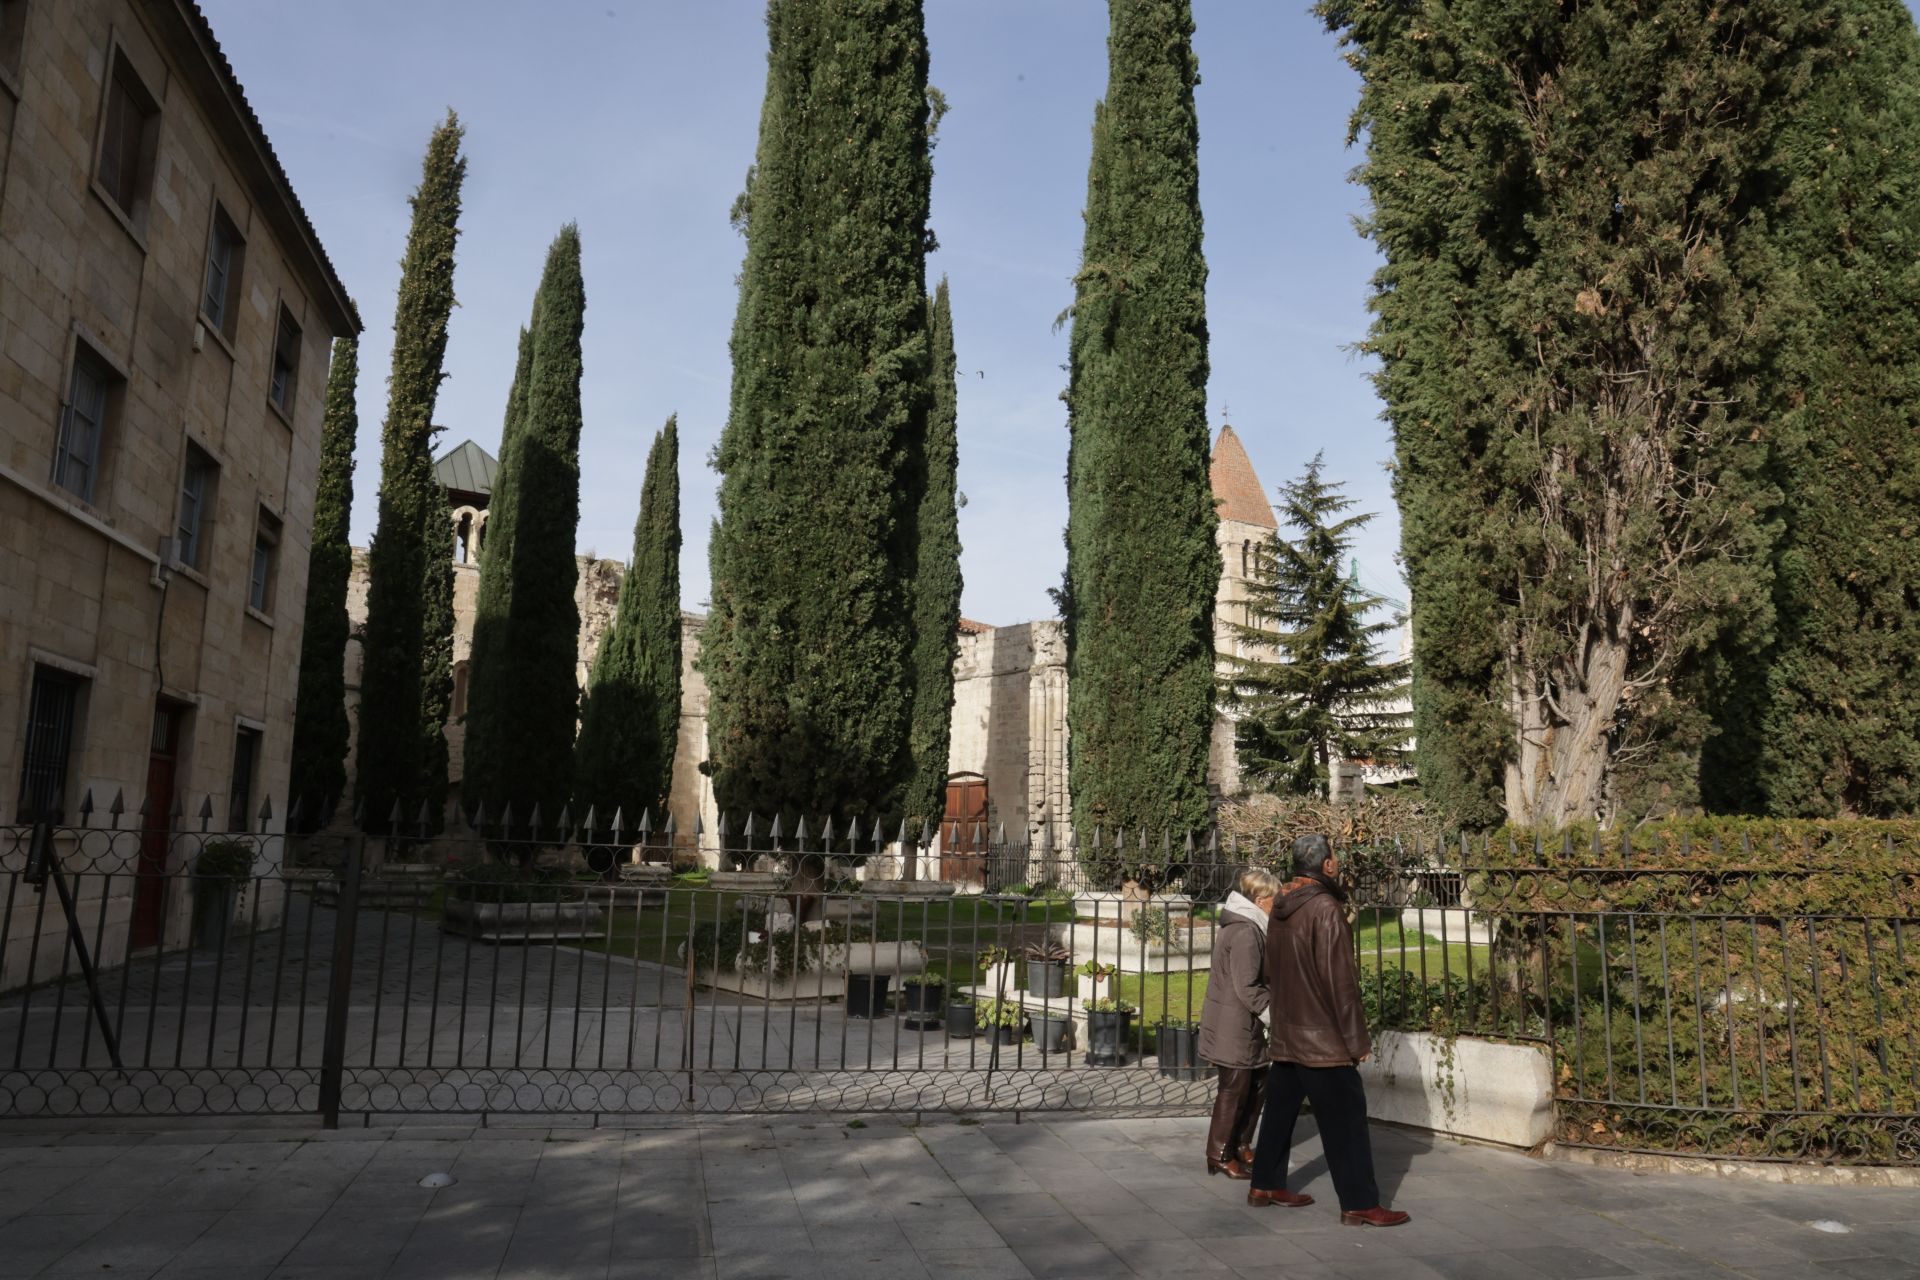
[198,794,214,831]
[557,803,573,838]
[109,788,126,830]
[528,802,544,840]
[415,799,432,838]
[638,807,652,838]
[258,796,273,832]
[78,789,94,826]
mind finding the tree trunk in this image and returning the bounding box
[1505,631,1629,827]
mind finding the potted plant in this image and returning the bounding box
[1023,940,1071,998]
[1030,1006,1074,1055]
[845,969,893,1019]
[900,970,946,1029]
[977,944,1015,997]
[192,838,254,951]
[946,997,979,1039]
[1075,958,1117,1002]
[980,999,1026,1046]
[1156,1020,1203,1080]
[1083,998,1136,1067]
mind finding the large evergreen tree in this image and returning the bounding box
[576,418,683,826]
[703,0,934,822]
[902,280,963,829]
[355,113,466,832]
[288,336,358,824]
[1062,0,1216,841]
[1223,456,1410,797]
[1323,0,1834,826]
[1705,0,1920,817]
[463,227,588,821]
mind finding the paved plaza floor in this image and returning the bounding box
[0,1114,1914,1279]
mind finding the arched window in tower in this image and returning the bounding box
[455,512,473,564]
[1240,539,1250,579]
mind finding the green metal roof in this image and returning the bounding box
[434,438,497,496]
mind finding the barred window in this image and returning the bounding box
[17,666,82,824]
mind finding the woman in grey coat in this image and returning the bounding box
[1196,867,1281,1178]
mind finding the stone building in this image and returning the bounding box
[0,0,357,962]
[339,441,721,838]
[343,427,1279,863]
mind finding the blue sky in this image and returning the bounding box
[200,2,1402,622]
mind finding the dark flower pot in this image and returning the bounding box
[1084,1009,1132,1067]
[990,1021,1024,1046]
[1156,1022,1202,1080]
[1030,1010,1074,1055]
[901,981,946,1029]
[946,1001,977,1039]
[1024,958,1069,998]
[845,972,892,1018]
[192,879,237,951]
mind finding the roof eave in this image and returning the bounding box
[147,1,360,338]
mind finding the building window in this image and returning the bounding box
[268,310,301,415]
[455,512,472,564]
[96,49,159,223]
[176,444,217,570]
[17,666,82,823]
[249,508,281,613]
[55,348,113,503]
[201,205,245,340]
[228,726,261,832]
[451,661,470,721]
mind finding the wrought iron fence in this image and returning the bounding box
[1,806,1914,1164]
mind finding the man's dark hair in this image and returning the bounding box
[1289,833,1333,879]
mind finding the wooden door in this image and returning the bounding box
[940,776,988,885]
[130,704,180,951]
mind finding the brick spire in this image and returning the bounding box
[1210,424,1277,528]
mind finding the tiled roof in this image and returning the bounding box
[434,439,498,495]
[957,617,994,635]
[176,2,359,334]
[1210,425,1276,529]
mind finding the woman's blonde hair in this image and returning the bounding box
[1237,868,1282,901]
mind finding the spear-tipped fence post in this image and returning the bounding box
[109,788,125,831]
[415,799,432,840]
[199,793,215,832]
[78,789,94,828]
[259,796,274,834]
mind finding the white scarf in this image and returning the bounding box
[1222,890,1269,936]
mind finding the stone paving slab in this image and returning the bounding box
[0,1115,1915,1278]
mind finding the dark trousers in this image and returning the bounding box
[1249,1061,1380,1211]
[1206,1065,1265,1161]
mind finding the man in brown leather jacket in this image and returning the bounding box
[1244,834,1410,1228]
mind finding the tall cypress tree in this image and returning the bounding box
[1223,456,1410,797]
[576,418,682,825]
[703,0,933,822]
[463,325,534,809]
[1323,0,1834,827]
[355,113,466,832]
[902,280,963,829]
[462,226,588,823]
[288,336,358,824]
[1706,0,1920,817]
[1063,0,1216,843]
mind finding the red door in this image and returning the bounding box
[940,776,988,885]
[130,704,181,951]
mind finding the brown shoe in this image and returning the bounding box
[1340,1207,1410,1228]
[1238,1145,1256,1166]
[1207,1157,1253,1180]
[1247,1187,1314,1208]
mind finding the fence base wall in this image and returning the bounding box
[1361,1031,1552,1149]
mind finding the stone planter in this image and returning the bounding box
[699,940,927,1002]
[1061,922,1215,974]
[1359,1031,1551,1148]
[708,871,787,893]
[441,899,606,942]
[619,863,673,886]
[1397,907,1497,948]
[862,880,957,899]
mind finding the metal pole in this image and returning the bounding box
[317,833,364,1129]
[28,824,123,1069]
